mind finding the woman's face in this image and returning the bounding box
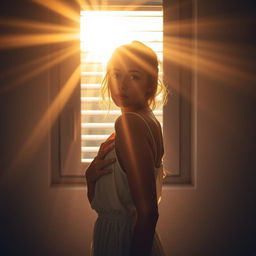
[108,57,150,111]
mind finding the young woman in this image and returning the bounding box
[85,41,167,256]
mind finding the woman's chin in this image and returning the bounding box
[113,98,129,108]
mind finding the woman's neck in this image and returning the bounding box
[121,105,152,114]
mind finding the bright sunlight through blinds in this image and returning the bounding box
[80,9,163,163]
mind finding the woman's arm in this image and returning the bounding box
[86,179,96,204]
[85,135,116,204]
[115,114,158,256]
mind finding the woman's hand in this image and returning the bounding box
[85,134,116,184]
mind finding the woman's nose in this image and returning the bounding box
[117,76,128,92]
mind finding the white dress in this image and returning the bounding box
[90,112,166,256]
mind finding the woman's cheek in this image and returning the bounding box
[110,92,121,107]
[110,82,120,95]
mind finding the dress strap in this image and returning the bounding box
[125,112,158,164]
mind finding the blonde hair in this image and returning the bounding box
[100,41,168,110]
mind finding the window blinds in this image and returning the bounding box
[80,8,163,163]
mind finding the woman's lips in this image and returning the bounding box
[116,94,128,99]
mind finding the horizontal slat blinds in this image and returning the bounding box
[80,8,163,164]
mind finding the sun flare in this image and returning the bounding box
[80,10,163,64]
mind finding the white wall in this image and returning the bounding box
[0,1,255,255]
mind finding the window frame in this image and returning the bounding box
[162,0,196,185]
[50,0,196,186]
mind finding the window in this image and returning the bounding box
[51,0,195,186]
[80,7,163,168]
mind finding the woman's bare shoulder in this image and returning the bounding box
[115,112,148,132]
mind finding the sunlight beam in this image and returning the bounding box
[5,65,80,183]
[164,15,255,34]
[0,33,79,49]
[32,0,80,24]
[0,45,78,95]
[0,17,79,33]
[165,38,256,85]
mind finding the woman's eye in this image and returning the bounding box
[112,73,120,79]
[130,75,140,80]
